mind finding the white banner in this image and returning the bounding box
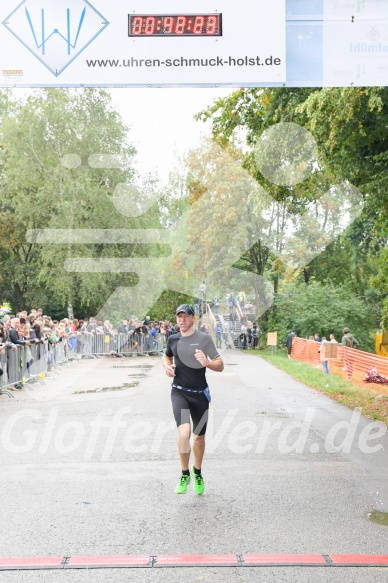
[324,19,388,86]
[0,0,286,86]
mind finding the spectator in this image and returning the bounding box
[75,320,84,353]
[0,344,3,378]
[42,327,52,369]
[252,322,259,349]
[213,297,220,315]
[117,319,129,334]
[18,317,30,340]
[341,327,359,349]
[341,328,358,380]
[128,318,136,334]
[134,320,148,350]
[7,318,26,346]
[31,322,43,342]
[229,306,237,332]
[150,323,159,350]
[237,291,246,314]
[246,325,252,349]
[2,319,11,341]
[103,319,117,353]
[319,333,338,376]
[286,328,297,359]
[222,320,231,347]
[143,315,152,327]
[238,330,247,350]
[214,322,222,348]
[95,320,105,334]
[319,336,329,375]
[76,319,89,355]
[228,293,236,309]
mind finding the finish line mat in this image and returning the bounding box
[0,554,387,570]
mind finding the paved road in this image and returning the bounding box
[0,349,387,582]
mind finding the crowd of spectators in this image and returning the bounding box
[0,309,180,355]
[0,294,260,390]
[0,308,184,391]
[210,292,260,350]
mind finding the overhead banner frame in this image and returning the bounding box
[0,0,286,87]
[0,0,387,87]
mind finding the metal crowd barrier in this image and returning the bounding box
[77,332,166,357]
[0,343,41,396]
[0,332,168,398]
[0,348,13,397]
[0,338,79,398]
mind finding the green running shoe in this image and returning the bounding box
[191,465,205,495]
[175,473,191,494]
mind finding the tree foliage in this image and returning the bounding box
[0,89,169,317]
[194,87,387,338]
[269,280,375,352]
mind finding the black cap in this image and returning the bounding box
[175,304,195,316]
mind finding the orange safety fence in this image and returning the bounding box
[291,337,388,395]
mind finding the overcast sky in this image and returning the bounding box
[10,86,234,184]
[109,88,234,184]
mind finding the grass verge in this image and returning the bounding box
[254,349,388,425]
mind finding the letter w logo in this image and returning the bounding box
[25,6,86,56]
[3,0,109,76]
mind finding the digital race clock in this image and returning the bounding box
[128,14,222,37]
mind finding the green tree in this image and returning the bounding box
[269,280,375,352]
[196,87,387,325]
[0,89,170,316]
[371,246,388,329]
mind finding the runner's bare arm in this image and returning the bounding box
[194,349,224,372]
[162,354,176,377]
[206,355,224,372]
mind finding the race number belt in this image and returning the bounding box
[172,383,204,394]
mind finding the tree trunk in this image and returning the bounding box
[67,301,74,319]
[303,267,310,284]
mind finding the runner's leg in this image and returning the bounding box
[177,423,191,469]
[191,394,209,471]
[193,434,205,470]
[171,389,192,469]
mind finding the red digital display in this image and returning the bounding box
[128,14,222,37]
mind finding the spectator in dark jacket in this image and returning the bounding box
[341,327,359,348]
[7,318,26,345]
[286,329,297,358]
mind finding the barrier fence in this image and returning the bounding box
[0,339,79,397]
[291,337,388,394]
[0,332,167,397]
[84,332,166,357]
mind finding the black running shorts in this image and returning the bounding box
[171,388,209,436]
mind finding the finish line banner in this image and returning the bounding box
[0,0,286,87]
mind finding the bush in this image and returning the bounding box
[267,280,375,352]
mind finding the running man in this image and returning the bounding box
[162,304,224,495]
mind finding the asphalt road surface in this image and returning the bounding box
[0,349,387,582]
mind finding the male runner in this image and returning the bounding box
[162,304,224,495]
